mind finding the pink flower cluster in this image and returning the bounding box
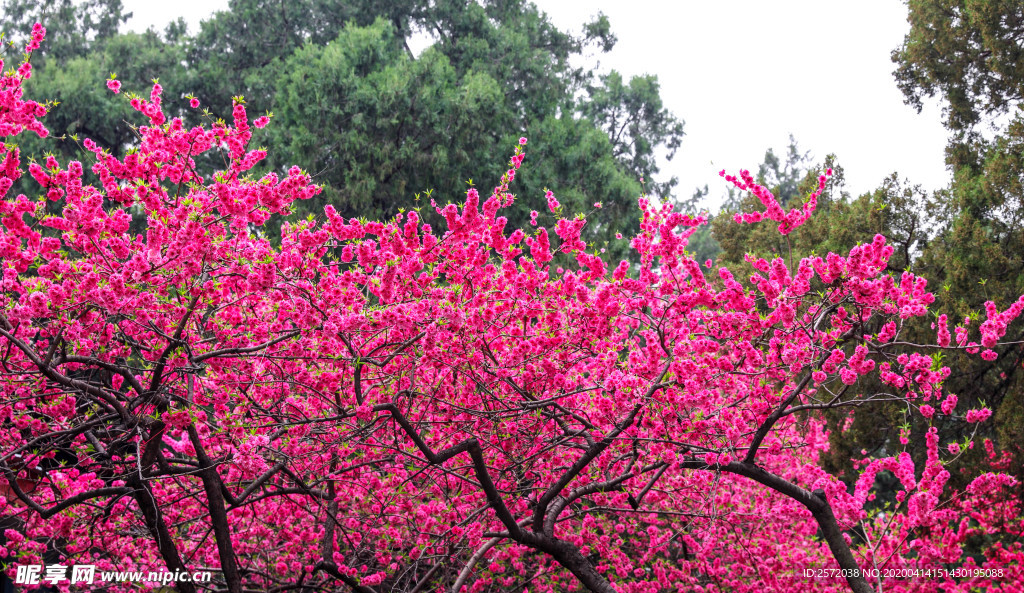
[722,166,829,234]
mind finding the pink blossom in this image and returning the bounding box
[965,408,992,423]
[940,393,958,415]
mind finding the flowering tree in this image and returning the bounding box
[2,24,1022,593]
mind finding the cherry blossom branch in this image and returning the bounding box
[744,328,856,464]
[187,425,243,593]
[128,474,198,593]
[192,329,301,362]
[0,327,131,420]
[532,362,672,534]
[680,459,873,593]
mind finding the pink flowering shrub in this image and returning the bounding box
[1,24,1022,593]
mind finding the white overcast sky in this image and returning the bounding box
[123,0,950,209]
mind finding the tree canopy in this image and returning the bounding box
[893,0,1024,133]
[2,4,1024,592]
[1,27,1021,591]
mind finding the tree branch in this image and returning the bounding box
[532,363,671,534]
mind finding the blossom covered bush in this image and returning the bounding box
[2,24,1023,593]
